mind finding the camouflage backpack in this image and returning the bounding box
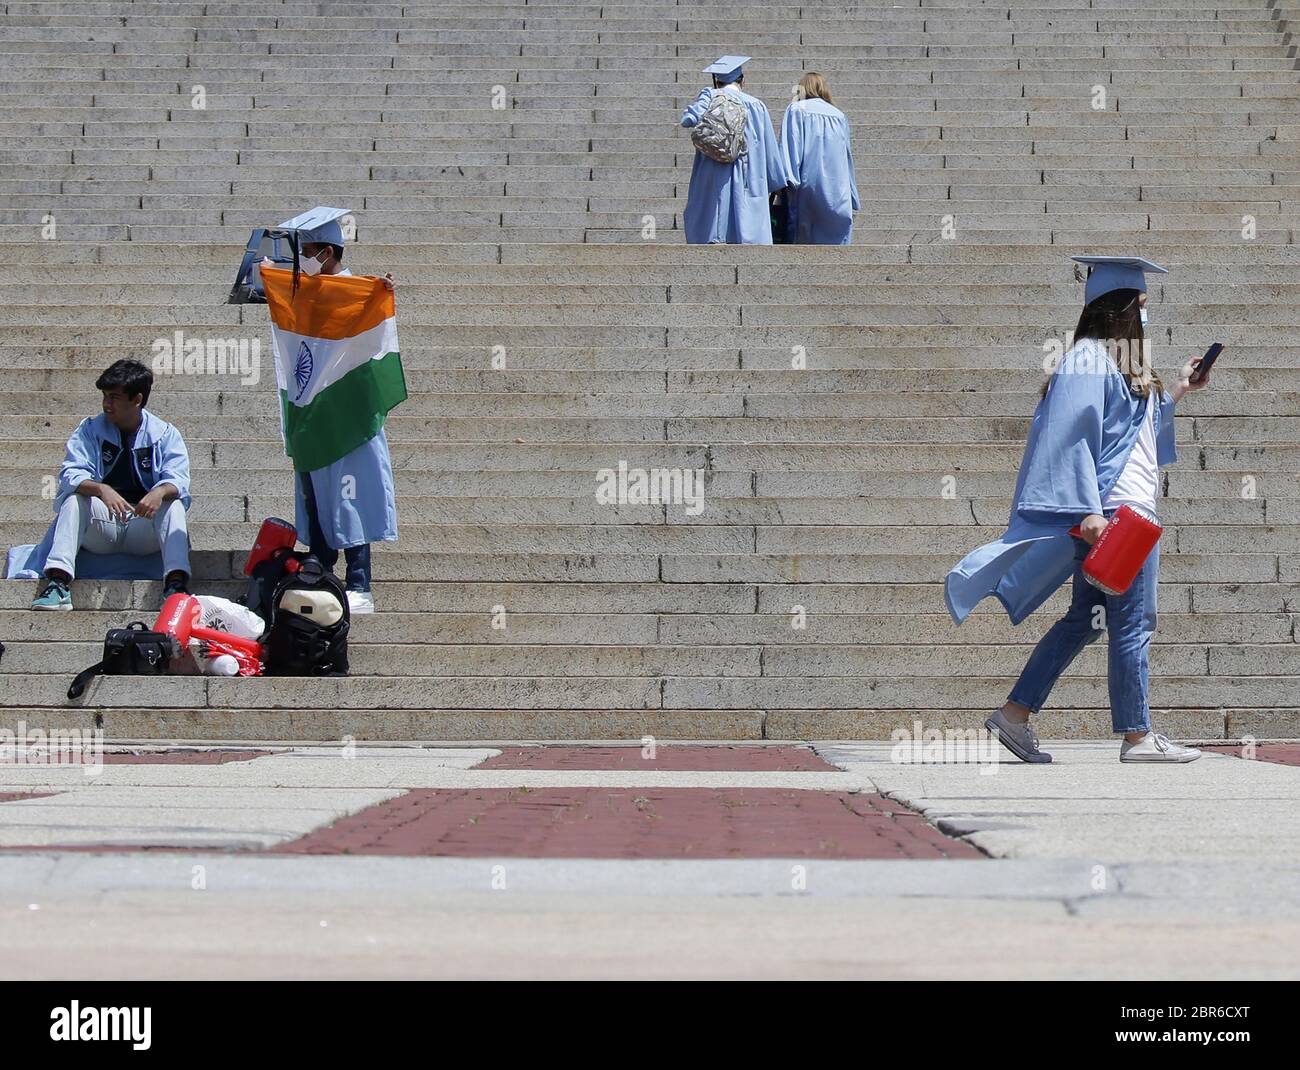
[690,89,749,163]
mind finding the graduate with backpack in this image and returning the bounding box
[680,55,790,244]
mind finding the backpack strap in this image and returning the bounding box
[67,660,105,700]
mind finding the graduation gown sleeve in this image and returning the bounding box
[1014,347,1108,523]
[847,141,861,212]
[760,104,789,193]
[680,88,712,128]
[780,104,803,189]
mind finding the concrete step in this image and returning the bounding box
[2,671,1297,714]
[3,639,1298,681]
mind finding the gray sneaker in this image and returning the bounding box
[984,709,1053,763]
[1120,732,1202,763]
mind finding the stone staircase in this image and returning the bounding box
[1,0,1298,740]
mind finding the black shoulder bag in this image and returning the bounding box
[67,622,181,700]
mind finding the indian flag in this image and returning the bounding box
[261,266,407,473]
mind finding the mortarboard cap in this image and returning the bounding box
[1071,254,1168,306]
[278,206,351,248]
[703,55,750,84]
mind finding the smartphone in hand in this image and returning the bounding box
[1190,342,1223,384]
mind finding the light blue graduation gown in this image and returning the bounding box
[780,98,860,245]
[680,86,790,245]
[945,340,1177,628]
[6,409,191,579]
[294,427,398,549]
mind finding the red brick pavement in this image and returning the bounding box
[3,749,275,765]
[1201,744,1300,767]
[99,749,275,765]
[477,745,839,772]
[271,788,985,860]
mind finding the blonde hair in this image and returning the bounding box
[795,72,833,104]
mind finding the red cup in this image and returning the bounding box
[1067,505,1163,596]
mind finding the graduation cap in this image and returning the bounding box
[277,205,351,249]
[227,206,352,304]
[703,55,750,84]
[1071,255,1168,306]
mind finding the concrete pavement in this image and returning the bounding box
[1,740,1297,978]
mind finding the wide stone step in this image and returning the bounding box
[0,493,1285,528]
[4,240,1294,266]
[6,701,1290,742]
[10,638,1300,679]
[7,388,1296,419]
[1,671,1296,712]
[6,465,1293,501]
[12,439,1300,474]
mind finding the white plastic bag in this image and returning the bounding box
[183,596,266,676]
[192,595,264,641]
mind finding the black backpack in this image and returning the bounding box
[68,622,181,699]
[244,549,350,676]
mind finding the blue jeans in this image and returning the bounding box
[1007,516,1155,734]
[299,472,371,592]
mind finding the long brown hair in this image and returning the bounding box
[1043,288,1162,399]
[796,72,833,104]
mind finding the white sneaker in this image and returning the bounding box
[346,590,375,615]
[1120,731,1201,763]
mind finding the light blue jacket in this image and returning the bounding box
[680,85,790,244]
[55,409,191,511]
[945,339,1177,628]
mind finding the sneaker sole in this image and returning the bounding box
[31,603,73,611]
[984,716,1053,764]
[1120,752,1202,763]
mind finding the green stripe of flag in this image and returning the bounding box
[280,350,407,472]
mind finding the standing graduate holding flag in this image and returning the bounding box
[945,256,1213,764]
[680,55,790,245]
[260,206,403,615]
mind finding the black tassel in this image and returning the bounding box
[290,231,301,296]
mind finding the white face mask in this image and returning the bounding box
[298,250,326,276]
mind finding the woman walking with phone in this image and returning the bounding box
[946,255,1215,764]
